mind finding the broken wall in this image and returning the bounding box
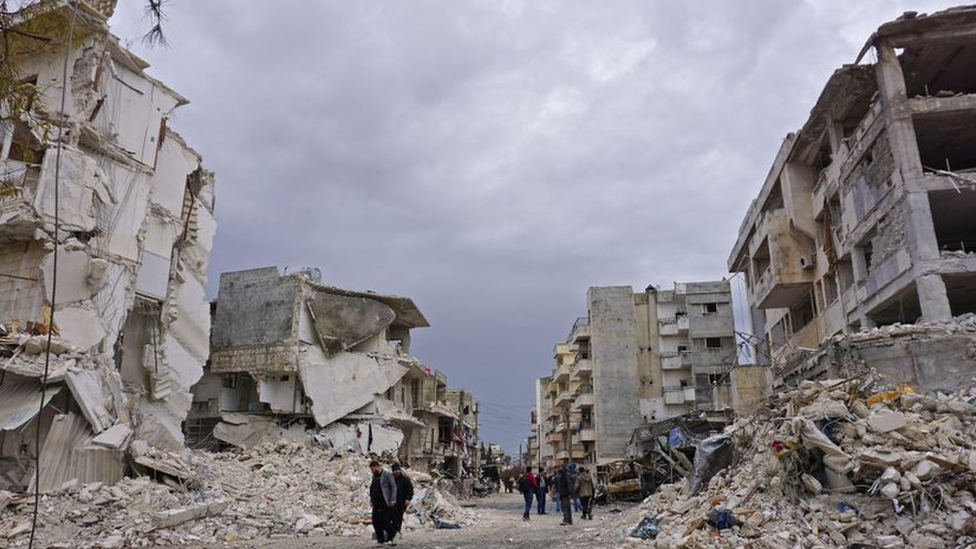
[0,8,216,490]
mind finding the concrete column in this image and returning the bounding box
[917,274,953,322]
[874,40,923,181]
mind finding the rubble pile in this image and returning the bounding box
[836,312,976,343]
[611,376,976,548]
[0,442,476,547]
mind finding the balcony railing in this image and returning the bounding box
[569,316,590,342]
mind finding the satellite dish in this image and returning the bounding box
[297,267,322,282]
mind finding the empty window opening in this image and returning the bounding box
[789,294,816,334]
[116,297,163,391]
[945,274,976,316]
[702,303,718,314]
[838,260,855,292]
[869,285,922,326]
[929,189,976,254]
[222,374,238,389]
[900,42,976,97]
[823,273,839,305]
[752,238,772,282]
[915,110,976,172]
[704,337,722,349]
[813,137,833,180]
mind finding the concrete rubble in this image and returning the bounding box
[0,442,476,548]
[596,376,976,548]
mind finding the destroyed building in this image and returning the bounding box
[193,266,479,474]
[531,283,737,470]
[0,0,217,492]
[729,6,976,389]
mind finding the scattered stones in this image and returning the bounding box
[0,443,476,547]
[598,378,976,549]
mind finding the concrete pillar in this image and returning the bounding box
[874,41,923,180]
[917,274,953,322]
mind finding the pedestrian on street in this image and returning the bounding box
[517,467,537,521]
[555,465,574,526]
[552,471,562,513]
[535,471,548,514]
[391,463,414,541]
[369,460,398,545]
[575,467,595,520]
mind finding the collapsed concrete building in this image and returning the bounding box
[193,267,480,475]
[0,0,216,492]
[729,6,976,389]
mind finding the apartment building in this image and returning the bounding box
[534,282,735,466]
[728,6,976,386]
[0,1,217,492]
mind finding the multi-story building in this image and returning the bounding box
[194,267,449,466]
[535,282,735,467]
[0,0,216,492]
[728,6,976,387]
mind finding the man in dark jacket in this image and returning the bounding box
[555,464,573,526]
[535,471,548,515]
[391,463,414,540]
[517,467,537,521]
[369,460,398,545]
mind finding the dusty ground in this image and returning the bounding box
[173,492,634,549]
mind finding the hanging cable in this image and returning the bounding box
[29,3,77,548]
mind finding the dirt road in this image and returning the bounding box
[178,492,631,549]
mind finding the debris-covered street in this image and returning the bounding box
[6,1,976,549]
[163,494,636,549]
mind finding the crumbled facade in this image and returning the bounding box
[532,282,736,469]
[194,266,479,475]
[729,6,976,388]
[0,0,216,492]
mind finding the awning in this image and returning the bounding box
[0,381,62,431]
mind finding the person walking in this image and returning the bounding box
[575,467,595,520]
[555,465,573,526]
[369,460,398,545]
[391,463,414,540]
[535,471,548,515]
[517,467,537,521]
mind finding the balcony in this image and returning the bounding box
[660,352,691,370]
[749,210,816,309]
[556,450,570,461]
[572,357,592,377]
[554,421,568,433]
[554,390,574,408]
[554,362,572,383]
[569,317,590,343]
[664,386,695,405]
[574,391,594,409]
[578,427,596,442]
[659,316,690,336]
[0,161,41,214]
[572,444,586,460]
[546,432,563,445]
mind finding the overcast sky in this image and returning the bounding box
[111,0,959,456]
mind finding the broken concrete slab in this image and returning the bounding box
[299,349,408,428]
[91,424,132,450]
[55,306,107,353]
[65,367,115,433]
[867,411,908,433]
[152,499,229,529]
[306,292,396,353]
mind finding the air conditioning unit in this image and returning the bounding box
[799,254,816,270]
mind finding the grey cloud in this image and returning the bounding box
[112,0,960,454]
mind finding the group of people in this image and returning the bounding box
[516,465,595,525]
[369,461,414,546]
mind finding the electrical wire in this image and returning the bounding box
[29,3,77,548]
